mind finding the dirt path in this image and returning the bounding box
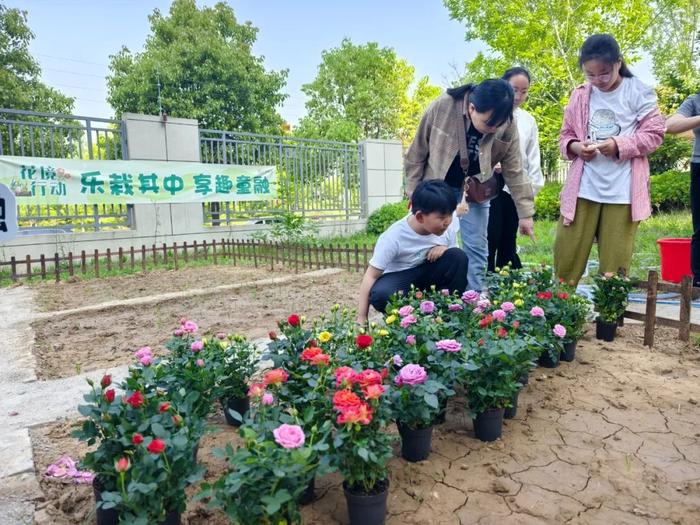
[31,324,700,524]
[31,269,364,380]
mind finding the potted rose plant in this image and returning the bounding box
[460,337,520,442]
[331,366,393,525]
[592,272,633,341]
[555,292,591,361]
[74,351,204,525]
[214,334,258,426]
[389,363,452,461]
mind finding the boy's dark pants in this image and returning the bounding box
[369,247,468,313]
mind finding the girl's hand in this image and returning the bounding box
[572,141,598,161]
[596,138,619,158]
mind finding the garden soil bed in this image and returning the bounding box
[31,269,364,380]
[31,324,700,524]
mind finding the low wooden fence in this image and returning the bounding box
[623,270,700,347]
[0,239,376,283]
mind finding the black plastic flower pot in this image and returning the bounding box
[343,479,389,525]
[518,372,529,386]
[159,511,181,525]
[617,315,625,327]
[472,408,505,442]
[297,476,315,505]
[397,422,433,462]
[94,481,119,525]
[596,319,617,342]
[538,347,560,368]
[504,390,520,420]
[222,396,249,426]
[561,340,577,362]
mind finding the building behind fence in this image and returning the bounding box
[0,110,402,263]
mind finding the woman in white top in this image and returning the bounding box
[487,67,544,271]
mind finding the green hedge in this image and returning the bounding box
[650,169,690,212]
[366,200,410,235]
[534,183,563,221]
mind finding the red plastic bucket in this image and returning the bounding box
[657,238,692,283]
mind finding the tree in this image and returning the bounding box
[107,0,288,133]
[296,39,439,144]
[0,3,74,113]
[398,76,443,146]
[443,0,659,177]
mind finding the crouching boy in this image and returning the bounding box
[357,180,468,323]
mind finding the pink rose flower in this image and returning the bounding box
[492,309,507,321]
[273,424,305,449]
[196,358,205,367]
[262,393,274,405]
[553,324,567,338]
[477,298,491,309]
[400,315,418,328]
[462,290,479,304]
[530,306,545,318]
[441,289,450,296]
[135,346,152,360]
[472,306,484,315]
[448,303,463,312]
[183,321,198,333]
[501,302,515,312]
[394,364,428,386]
[435,339,462,352]
[398,305,414,317]
[216,332,227,340]
[420,300,436,314]
[139,355,153,366]
[405,334,416,345]
[392,354,403,366]
[191,340,204,352]
[173,328,184,337]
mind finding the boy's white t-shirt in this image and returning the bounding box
[579,76,657,204]
[369,213,460,274]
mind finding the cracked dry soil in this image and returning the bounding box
[31,324,700,524]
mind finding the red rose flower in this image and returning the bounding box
[334,366,357,387]
[172,414,183,426]
[337,402,373,425]
[478,338,485,346]
[287,314,300,327]
[307,339,317,347]
[557,292,569,300]
[537,291,553,300]
[333,389,362,412]
[355,334,373,349]
[363,384,385,400]
[115,457,130,472]
[132,433,144,445]
[380,368,389,380]
[159,402,170,413]
[497,327,507,338]
[147,438,166,454]
[415,291,423,299]
[126,391,144,408]
[268,331,278,340]
[300,347,322,362]
[100,374,111,388]
[513,320,520,329]
[104,389,115,403]
[479,314,494,328]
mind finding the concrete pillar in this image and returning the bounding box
[123,113,201,237]
[360,139,404,216]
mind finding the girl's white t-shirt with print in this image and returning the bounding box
[369,213,459,274]
[579,76,657,204]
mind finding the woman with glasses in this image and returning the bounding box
[405,79,536,292]
[487,67,544,272]
[554,34,665,285]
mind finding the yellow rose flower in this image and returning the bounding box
[318,331,332,343]
[385,315,397,325]
[514,299,524,307]
[219,341,228,349]
[499,270,509,276]
[378,329,389,336]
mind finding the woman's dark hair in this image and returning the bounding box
[447,79,514,127]
[502,67,531,82]
[411,180,457,215]
[578,34,633,78]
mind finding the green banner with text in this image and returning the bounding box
[0,156,276,205]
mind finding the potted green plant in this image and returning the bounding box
[201,420,329,524]
[74,352,204,525]
[555,292,591,361]
[331,366,393,525]
[389,363,452,462]
[460,337,520,442]
[592,272,633,341]
[214,334,258,426]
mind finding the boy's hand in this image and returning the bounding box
[426,245,448,262]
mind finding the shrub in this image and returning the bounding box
[649,134,692,175]
[650,170,690,212]
[534,183,562,221]
[366,200,409,235]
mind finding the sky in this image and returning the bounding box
[10,0,655,125]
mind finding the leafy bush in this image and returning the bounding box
[534,183,562,221]
[366,200,409,235]
[252,212,319,244]
[649,134,692,175]
[650,170,690,212]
